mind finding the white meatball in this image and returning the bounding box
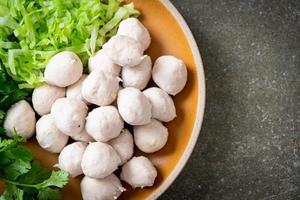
[71,127,94,143]
[82,70,119,106]
[51,98,88,137]
[143,87,176,122]
[4,100,36,138]
[86,106,123,142]
[122,55,152,90]
[32,84,66,116]
[81,142,121,178]
[36,114,69,153]
[44,51,83,87]
[109,129,134,165]
[133,119,168,153]
[88,50,121,76]
[117,87,151,126]
[117,18,151,51]
[81,175,125,200]
[152,56,188,95]
[58,142,87,177]
[103,35,144,67]
[66,75,89,104]
[120,156,157,188]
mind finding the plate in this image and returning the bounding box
[3,0,206,199]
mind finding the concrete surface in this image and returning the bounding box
[160,0,300,199]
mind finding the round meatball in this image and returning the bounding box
[133,119,168,153]
[32,84,66,116]
[152,56,187,95]
[117,87,152,126]
[120,156,157,188]
[66,75,89,104]
[88,50,121,76]
[81,142,121,179]
[86,106,123,142]
[109,129,134,165]
[117,18,151,51]
[51,98,88,137]
[58,142,87,177]
[81,175,125,200]
[4,100,36,138]
[71,127,94,143]
[103,35,144,67]
[122,55,152,90]
[143,87,176,122]
[36,114,69,153]
[82,70,119,106]
[44,51,83,87]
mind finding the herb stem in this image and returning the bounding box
[2,179,38,189]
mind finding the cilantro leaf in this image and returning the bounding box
[0,64,31,115]
[37,171,69,189]
[38,188,62,200]
[0,137,32,180]
[3,158,32,180]
[17,162,51,185]
[0,135,69,200]
[0,110,4,120]
[0,183,24,200]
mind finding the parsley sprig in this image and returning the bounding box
[0,135,69,200]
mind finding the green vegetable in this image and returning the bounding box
[0,135,69,200]
[0,0,139,88]
[0,63,30,124]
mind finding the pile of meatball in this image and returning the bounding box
[3,18,187,200]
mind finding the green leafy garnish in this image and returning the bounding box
[0,184,24,200]
[0,64,31,123]
[0,0,139,88]
[0,136,69,200]
[38,188,61,200]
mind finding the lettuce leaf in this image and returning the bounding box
[0,0,139,88]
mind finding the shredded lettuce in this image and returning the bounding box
[0,0,139,88]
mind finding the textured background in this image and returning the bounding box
[160,1,300,199]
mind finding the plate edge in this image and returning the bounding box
[148,0,206,199]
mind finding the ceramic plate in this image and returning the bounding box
[7,0,206,199]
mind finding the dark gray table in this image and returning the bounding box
[160,1,300,200]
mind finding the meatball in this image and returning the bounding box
[152,56,187,95]
[121,55,152,90]
[117,18,151,51]
[82,70,119,106]
[103,35,144,67]
[81,142,121,179]
[44,51,83,87]
[51,98,88,137]
[88,50,121,76]
[36,114,69,153]
[4,100,36,138]
[66,75,89,104]
[133,119,168,153]
[71,127,94,143]
[117,87,152,126]
[81,175,125,200]
[109,129,134,165]
[32,84,66,116]
[120,156,157,188]
[58,142,87,177]
[85,106,123,142]
[143,87,176,122]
